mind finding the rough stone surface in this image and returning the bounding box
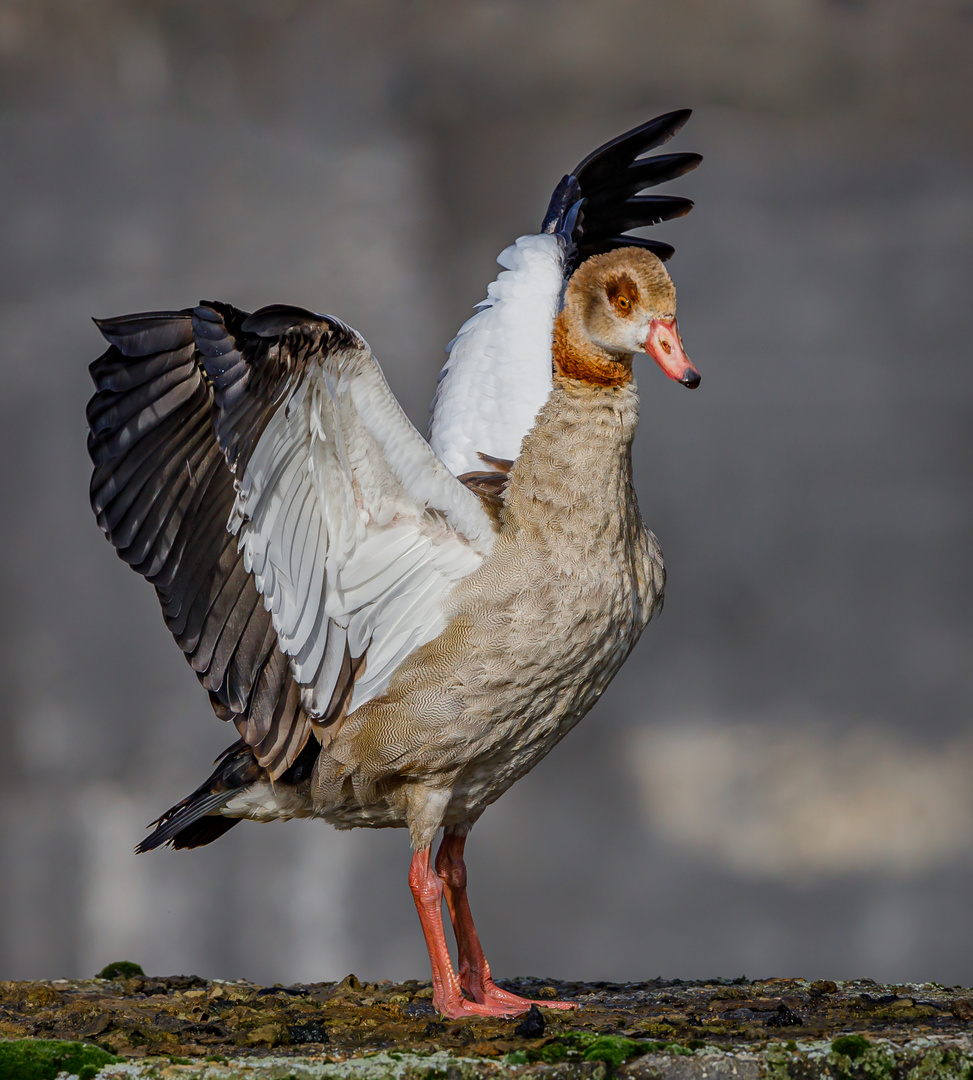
[3,975,973,1078]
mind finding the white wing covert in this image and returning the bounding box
[429,233,564,478]
[195,303,496,720]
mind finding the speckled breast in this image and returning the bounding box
[439,376,666,820]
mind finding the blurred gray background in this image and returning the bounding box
[2,0,972,988]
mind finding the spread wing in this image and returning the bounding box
[88,303,495,779]
[429,109,701,479]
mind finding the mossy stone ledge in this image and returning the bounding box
[2,975,972,1078]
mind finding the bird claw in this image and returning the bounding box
[481,991,578,1013]
[433,982,578,1019]
[435,996,530,1019]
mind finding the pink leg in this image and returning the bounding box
[434,832,577,1013]
[409,847,532,1019]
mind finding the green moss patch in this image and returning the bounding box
[580,1036,651,1067]
[830,1034,872,1061]
[0,1038,119,1080]
[96,960,145,980]
[517,1031,695,1072]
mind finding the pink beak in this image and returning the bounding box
[644,317,699,388]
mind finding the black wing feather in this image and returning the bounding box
[576,236,676,263]
[577,195,695,246]
[582,153,703,209]
[572,109,693,190]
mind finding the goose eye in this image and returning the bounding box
[616,296,630,310]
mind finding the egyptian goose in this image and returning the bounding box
[86,111,701,1018]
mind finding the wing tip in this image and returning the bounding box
[90,310,196,355]
[662,106,693,132]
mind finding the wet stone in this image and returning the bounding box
[2,976,973,1077]
[953,999,973,1023]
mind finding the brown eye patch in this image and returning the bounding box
[606,273,640,316]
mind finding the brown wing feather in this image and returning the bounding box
[457,469,510,517]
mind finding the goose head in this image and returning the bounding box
[555,247,699,389]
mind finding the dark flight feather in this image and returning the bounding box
[540,108,700,268]
[137,736,322,852]
[88,311,314,778]
[136,740,260,852]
